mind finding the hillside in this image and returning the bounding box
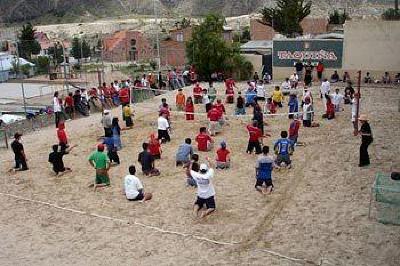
[0,0,393,25]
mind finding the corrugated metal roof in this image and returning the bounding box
[240,40,273,49]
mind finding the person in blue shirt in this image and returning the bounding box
[245,85,257,107]
[255,146,274,195]
[288,93,299,119]
[103,136,120,165]
[274,131,294,168]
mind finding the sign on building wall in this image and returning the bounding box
[273,39,343,68]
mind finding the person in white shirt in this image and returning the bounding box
[351,93,360,131]
[281,78,290,90]
[123,165,152,202]
[256,80,265,101]
[289,72,299,88]
[331,88,344,112]
[302,87,312,105]
[113,81,120,92]
[320,78,330,111]
[157,112,170,143]
[141,74,149,87]
[191,160,215,218]
[53,91,63,128]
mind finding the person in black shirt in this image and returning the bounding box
[253,105,265,135]
[358,115,373,167]
[235,91,245,115]
[48,144,76,176]
[11,133,28,171]
[138,143,160,176]
[295,60,304,81]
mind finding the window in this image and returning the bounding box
[176,32,184,42]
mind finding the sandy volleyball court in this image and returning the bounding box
[0,82,399,265]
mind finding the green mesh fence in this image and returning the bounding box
[131,89,164,104]
[372,173,400,225]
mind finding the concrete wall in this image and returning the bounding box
[343,20,400,72]
[242,54,263,74]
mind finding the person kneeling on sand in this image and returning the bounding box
[191,159,216,218]
[195,127,214,152]
[274,131,294,168]
[48,144,77,176]
[255,146,274,195]
[176,138,194,166]
[138,143,160,176]
[123,165,152,202]
[88,144,111,191]
[216,141,231,169]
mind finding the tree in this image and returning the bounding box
[382,0,400,21]
[259,0,312,37]
[329,9,349,25]
[71,38,91,60]
[17,23,41,60]
[48,44,64,65]
[186,14,231,79]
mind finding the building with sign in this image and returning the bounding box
[272,38,344,80]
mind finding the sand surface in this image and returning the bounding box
[0,82,399,265]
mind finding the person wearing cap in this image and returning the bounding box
[191,159,216,218]
[11,133,28,171]
[88,144,111,190]
[358,115,373,167]
[288,114,301,144]
[101,110,113,137]
[123,165,152,202]
[48,144,77,176]
[255,146,274,195]
[216,141,230,169]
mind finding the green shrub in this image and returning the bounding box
[382,8,400,20]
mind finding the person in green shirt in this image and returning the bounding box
[208,81,217,104]
[88,144,111,191]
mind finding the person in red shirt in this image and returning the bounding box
[195,127,214,152]
[215,141,230,169]
[324,95,335,120]
[214,99,226,115]
[118,87,130,106]
[64,92,74,120]
[185,97,195,120]
[246,120,263,154]
[207,106,222,136]
[316,61,324,81]
[288,114,301,144]
[225,78,236,104]
[148,133,162,159]
[103,84,114,108]
[57,122,69,152]
[193,82,203,104]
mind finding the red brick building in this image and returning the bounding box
[250,17,329,41]
[103,30,154,62]
[160,25,233,67]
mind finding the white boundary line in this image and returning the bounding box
[0,191,317,264]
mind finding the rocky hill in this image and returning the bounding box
[0,0,392,24]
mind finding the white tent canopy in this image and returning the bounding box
[0,52,35,72]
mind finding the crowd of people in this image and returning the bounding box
[8,63,375,220]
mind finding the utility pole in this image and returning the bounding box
[153,0,161,71]
[15,41,27,116]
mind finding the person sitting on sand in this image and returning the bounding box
[176,138,194,166]
[364,72,373,84]
[216,140,230,169]
[88,144,111,190]
[138,143,160,176]
[195,127,214,152]
[246,120,263,155]
[330,70,340,83]
[191,158,216,218]
[255,146,274,195]
[123,165,152,202]
[274,131,294,168]
[382,72,391,84]
[48,144,77,176]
